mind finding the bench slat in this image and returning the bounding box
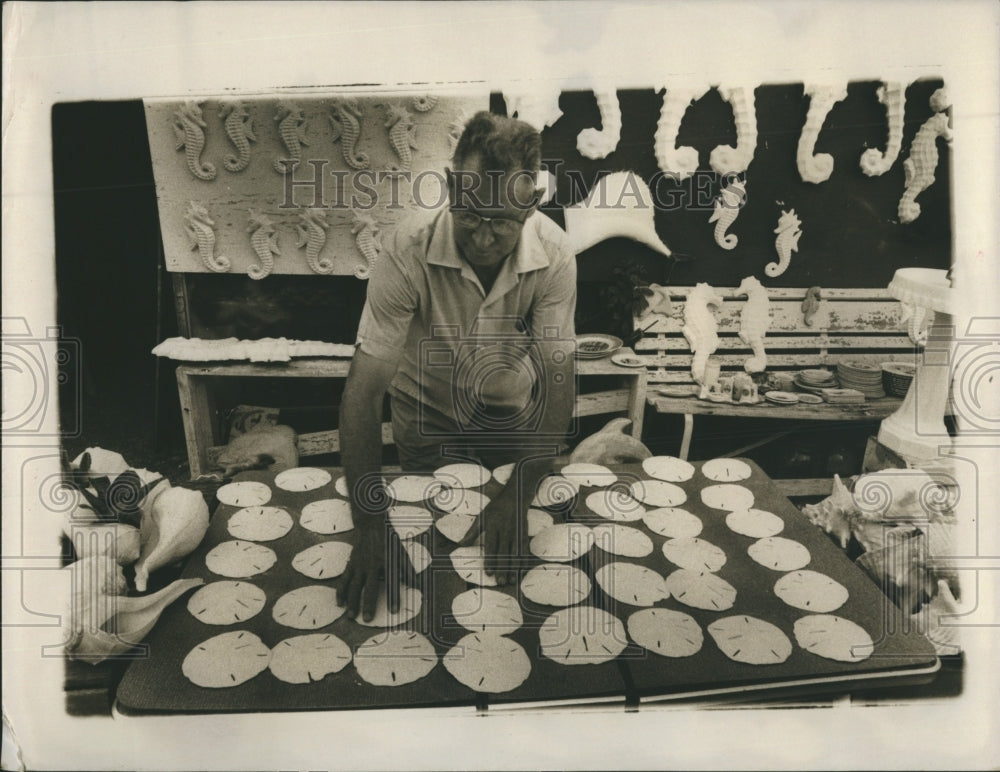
[639,287,893,301]
[634,335,917,352]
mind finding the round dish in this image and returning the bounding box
[765,390,799,405]
[574,334,623,359]
[796,393,824,405]
[610,352,646,368]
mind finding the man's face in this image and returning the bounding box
[448,155,539,269]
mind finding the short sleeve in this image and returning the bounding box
[355,230,419,364]
[529,242,577,342]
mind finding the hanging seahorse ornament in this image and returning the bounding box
[797,84,848,183]
[708,178,747,250]
[576,86,622,160]
[295,209,333,275]
[172,101,216,181]
[654,85,711,179]
[352,212,381,280]
[329,98,370,170]
[898,88,952,224]
[411,95,439,113]
[736,275,770,373]
[184,201,229,273]
[273,101,309,174]
[682,283,724,385]
[503,86,563,132]
[766,209,802,278]
[246,210,280,280]
[860,82,905,177]
[710,86,758,176]
[385,105,418,170]
[219,100,256,173]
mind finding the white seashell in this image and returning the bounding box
[563,171,671,256]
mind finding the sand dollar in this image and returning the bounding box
[526,508,554,537]
[433,487,490,516]
[353,584,423,628]
[187,581,266,625]
[774,570,849,613]
[268,633,352,684]
[404,541,431,574]
[519,564,591,607]
[701,458,752,482]
[388,505,433,539]
[216,481,271,508]
[435,512,478,543]
[291,541,353,580]
[532,475,580,508]
[590,523,654,558]
[529,523,593,562]
[182,631,271,688]
[354,630,438,686]
[665,569,737,611]
[748,536,811,571]
[434,463,491,489]
[387,475,444,503]
[661,537,727,572]
[642,507,703,539]
[444,633,531,693]
[700,484,755,511]
[226,506,293,541]
[584,489,646,522]
[560,463,617,487]
[595,562,669,607]
[271,585,345,630]
[334,475,349,497]
[708,615,792,665]
[629,479,687,507]
[274,467,332,492]
[450,545,497,586]
[492,463,515,486]
[205,540,277,578]
[299,499,354,535]
[627,608,703,658]
[793,615,874,662]
[451,588,523,634]
[725,508,784,538]
[642,456,695,482]
[539,606,627,665]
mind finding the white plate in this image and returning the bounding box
[610,352,646,368]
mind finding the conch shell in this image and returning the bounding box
[570,417,652,465]
[134,486,210,592]
[65,555,203,664]
[64,523,141,566]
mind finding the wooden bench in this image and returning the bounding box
[176,351,647,477]
[633,286,920,494]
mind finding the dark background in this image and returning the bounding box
[54,82,951,480]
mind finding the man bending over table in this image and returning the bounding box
[336,111,577,621]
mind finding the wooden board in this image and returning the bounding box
[145,89,488,277]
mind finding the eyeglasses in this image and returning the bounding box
[451,208,526,238]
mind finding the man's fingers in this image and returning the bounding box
[386,576,400,614]
[361,570,381,622]
[343,570,363,620]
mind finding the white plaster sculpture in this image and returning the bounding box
[737,275,770,373]
[576,86,622,160]
[710,86,758,176]
[563,171,672,257]
[273,100,309,174]
[898,88,952,224]
[184,201,229,273]
[654,86,711,180]
[860,82,905,177]
[797,84,848,184]
[296,209,334,275]
[766,209,802,278]
[708,177,747,250]
[247,209,280,280]
[503,85,563,132]
[682,283,724,385]
[352,211,382,280]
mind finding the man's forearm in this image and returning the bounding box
[339,390,388,521]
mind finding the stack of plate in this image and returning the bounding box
[882,362,916,397]
[794,368,838,394]
[574,334,622,360]
[836,361,885,399]
[820,388,866,404]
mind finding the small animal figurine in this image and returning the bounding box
[352,211,382,280]
[172,101,216,181]
[709,178,747,250]
[737,275,770,373]
[801,286,822,326]
[898,88,952,224]
[731,372,759,404]
[329,98,369,170]
[220,100,256,173]
[385,104,418,170]
[682,283,724,385]
[296,209,333,275]
[766,209,802,278]
[247,209,280,280]
[184,201,230,273]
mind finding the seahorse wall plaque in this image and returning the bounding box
[576,85,622,160]
[708,177,747,250]
[898,87,952,224]
[682,283,724,385]
[351,211,382,280]
[736,275,770,373]
[766,209,802,278]
[710,86,758,176]
[654,85,711,180]
[797,84,848,184]
[145,91,489,275]
[859,82,905,177]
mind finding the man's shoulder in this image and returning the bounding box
[528,212,574,265]
[391,208,445,257]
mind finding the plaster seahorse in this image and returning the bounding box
[295,209,333,274]
[448,109,473,152]
[246,210,280,280]
[172,101,216,181]
[801,286,822,327]
[708,177,747,250]
[183,201,229,273]
[576,86,622,160]
[412,95,439,112]
[654,85,711,180]
[860,82,905,177]
[898,89,952,224]
[385,105,418,170]
[766,209,802,278]
[352,212,381,280]
[682,283,724,385]
[710,86,758,176]
[797,84,848,184]
[274,101,309,174]
[899,301,930,346]
[220,100,256,173]
[737,275,770,373]
[503,87,563,132]
[329,98,369,170]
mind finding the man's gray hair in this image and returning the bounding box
[452,111,542,174]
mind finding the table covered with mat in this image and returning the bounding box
[115,459,938,714]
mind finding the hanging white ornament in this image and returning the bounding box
[654,85,711,180]
[860,82,906,177]
[709,86,758,176]
[797,84,848,184]
[576,86,622,160]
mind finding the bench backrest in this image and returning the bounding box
[633,286,915,384]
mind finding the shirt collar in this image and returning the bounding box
[427,209,551,275]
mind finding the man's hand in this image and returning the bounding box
[336,519,409,622]
[474,497,523,587]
